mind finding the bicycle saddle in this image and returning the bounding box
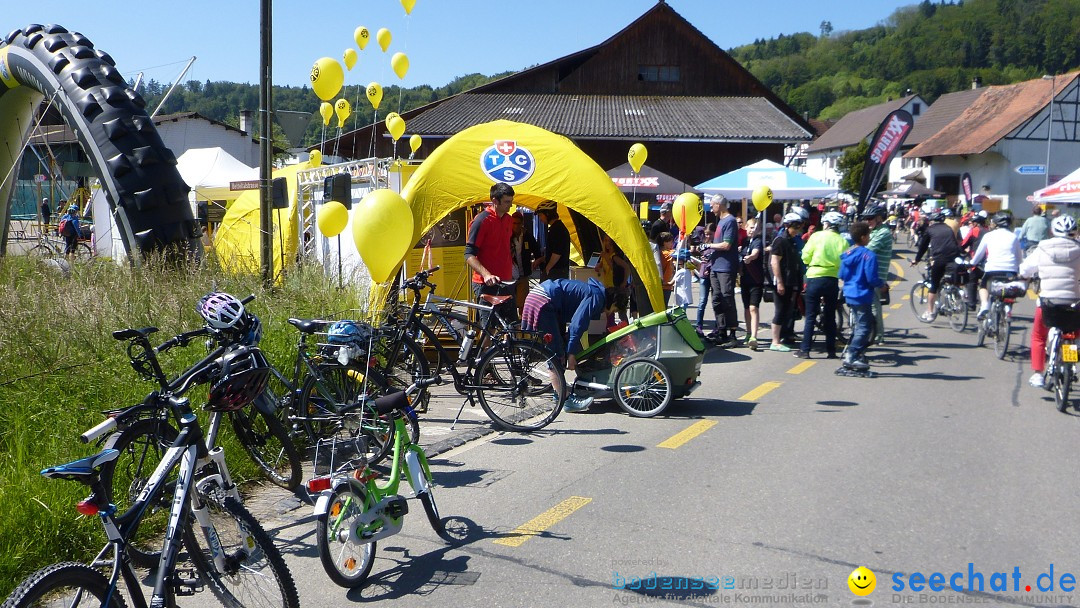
[112,327,158,340]
[42,449,119,481]
[288,318,330,334]
[480,294,513,306]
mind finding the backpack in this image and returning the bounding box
[58,217,75,237]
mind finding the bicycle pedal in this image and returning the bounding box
[172,568,204,596]
[384,495,409,518]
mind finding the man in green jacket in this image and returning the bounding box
[861,204,892,344]
[797,211,850,359]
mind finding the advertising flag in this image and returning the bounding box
[858,109,914,212]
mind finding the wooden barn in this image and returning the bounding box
[323,0,813,188]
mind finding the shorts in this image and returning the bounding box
[927,260,956,294]
[741,284,763,308]
[980,270,1016,289]
[772,288,799,325]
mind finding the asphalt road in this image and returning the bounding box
[152,243,1080,607]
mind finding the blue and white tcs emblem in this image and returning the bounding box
[480,140,535,186]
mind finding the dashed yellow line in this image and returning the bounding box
[657,420,718,449]
[787,361,815,374]
[739,381,782,402]
[883,312,890,319]
[902,294,910,301]
[890,303,903,309]
[493,496,592,547]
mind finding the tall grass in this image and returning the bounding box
[0,253,371,595]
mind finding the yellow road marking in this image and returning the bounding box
[787,361,815,374]
[739,381,782,402]
[883,312,890,319]
[657,420,718,449]
[1029,289,1038,301]
[494,496,592,547]
[902,294,910,300]
[890,303,903,309]
[890,260,905,281]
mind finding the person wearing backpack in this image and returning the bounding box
[58,204,81,257]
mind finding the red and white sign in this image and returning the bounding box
[612,176,660,188]
[1033,166,1080,203]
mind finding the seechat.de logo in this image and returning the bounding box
[480,140,535,186]
[849,566,876,596]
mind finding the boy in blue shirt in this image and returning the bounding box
[838,221,884,371]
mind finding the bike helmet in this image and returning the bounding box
[327,320,370,346]
[822,211,845,227]
[860,204,886,219]
[236,312,263,346]
[535,200,558,214]
[197,292,246,331]
[929,212,945,222]
[972,210,988,224]
[782,212,803,226]
[206,346,271,411]
[791,206,810,222]
[992,212,1012,229]
[1052,214,1078,237]
[940,208,954,218]
[67,204,78,213]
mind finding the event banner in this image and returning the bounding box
[858,109,914,211]
[961,172,973,202]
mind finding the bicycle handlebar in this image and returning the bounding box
[402,266,441,292]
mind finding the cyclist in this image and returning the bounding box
[1019,215,1080,389]
[971,212,1022,320]
[861,204,892,345]
[911,211,962,322]
[960,211,988,308]
[58,203,82,258]
[797,211,849,359]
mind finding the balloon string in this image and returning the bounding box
[353,84,362,134]
[333,126,342,159]
[368,109,380,159]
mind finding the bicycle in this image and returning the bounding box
[976,278,1024,359]
[309,380,452,588]
[909,261,968,332]
[377,266,566,431]
[28,225,92,259]
[4,331,299,608]
[1041,302,1080,413]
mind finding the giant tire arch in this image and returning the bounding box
[0,24,199,258]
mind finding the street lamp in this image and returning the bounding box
[1042,74,1055,187]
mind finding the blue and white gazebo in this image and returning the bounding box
[695,159,838,200]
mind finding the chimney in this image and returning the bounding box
[239,109,253,135]
[971,76,982,90]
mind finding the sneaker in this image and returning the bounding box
[826,352,839,360]
[977,308,989,321]
[563,395,594,413]
[793,350,810,359]
[747,337,759,351]
[717,337,739,349]
[1029,372,1045,389]
[919,313,935,322]
[769,343,792,352]
[704,331,720,342]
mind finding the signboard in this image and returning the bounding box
[230,180,261,191]
[1015,165,1046,175]
[33,174,46,183]
[612,176,660,188]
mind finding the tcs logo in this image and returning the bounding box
[480,140,535,186]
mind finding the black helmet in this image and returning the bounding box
[860,204,886,219]
[992,212,1011,229]
[929,212,944,222]
[206,346,271,412]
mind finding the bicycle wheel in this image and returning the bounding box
[1055,362,1072,413]
[4,562,123,608]
[229,407,303,490]
[407,446,452,541]
[474,340,565,431]
[975,315,988,347]
[909,282,933,321]
[184,489,299,608]
[993,307,1011,360]
[299,364,403,465]
[28,244,57,258]
[75,242,93,260]
[378,334,431,413]
[946,289,968,332]
[315,482,377,589]
[101,417,178,568]
[613,357,673,417]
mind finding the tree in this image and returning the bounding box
[836,140,870,196]
[820,20,833,38]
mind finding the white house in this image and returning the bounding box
[151,112,260,167]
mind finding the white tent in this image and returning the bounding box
[176,147,258,201]
[1033,166,1080,204]
[695,159,838,199]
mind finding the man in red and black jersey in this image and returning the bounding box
[465,182,516,322]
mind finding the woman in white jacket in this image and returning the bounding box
[1019,215,1080,388]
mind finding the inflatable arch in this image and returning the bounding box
[0,24,199,257]
[401,119,664,312]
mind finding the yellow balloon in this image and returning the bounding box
[343,48,358,71]
[366,82,383,110]
[317,201,349,238]
[673,192,703,233]
[309,150,322,167]
[334,98,351,129]
[310,57,344,101]
[352,189,414,283]
[409,133,422,154]
[354,26,370,50]
[376,28,392,52]
[628,142,647,173]
[752,185,774,212]
[386,115,406,141]
[390,52,409,79]
[385,111,400,123]
[319,102,333,126]
[400,0,417,14]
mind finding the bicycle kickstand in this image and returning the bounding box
[449,395,474,430]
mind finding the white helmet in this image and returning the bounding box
[791,206,810,221]
[1052,215,1077,237]
[822,211,845,227]
[782,212,803,226]
[197,292,246,330]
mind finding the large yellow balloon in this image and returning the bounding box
[352,189,414,283]
[309,150,322,167]
[354,26,370,50]
[391,52,409,79]
[317,201,349,238]
[366,82,383,110]
[386,115,406,141]
[343,48,358,71]
[673,192,703,233]
[409,133,422,154]
[334,98,351,129]
[376,28,392,52]
[752,185,774,212]
[628,142,647,173]
[400,0,417,14]
[319,102,333,126]
[310,57,344,101]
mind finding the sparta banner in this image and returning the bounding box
[858,109,914,212]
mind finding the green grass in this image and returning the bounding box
[0,253,373,596]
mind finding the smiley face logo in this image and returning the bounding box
[848,566,876,596]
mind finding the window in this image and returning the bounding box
[912,103,921,116]
[638,65,680,82]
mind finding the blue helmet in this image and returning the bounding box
[327,320,369,346]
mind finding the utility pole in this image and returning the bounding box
[259,0,274,286]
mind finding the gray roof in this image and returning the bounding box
[404,93,811,143]
[806,95,919,153]
[905,88,986,147]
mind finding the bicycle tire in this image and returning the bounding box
[474,340,565,431]
[407,446,452,541]
[378,333,431,413]
[28,244,56,258]
[1056,362,1072,413]
[184,489,299,608]
[613,357,673,418]
[298,363,403,465]
[910,282,933,321]
[993,307,1011,360]
[101,416,178,568]
[975,315,988,347]
[229,407,303,490]
[3,562,125,608]
[315,482,377,589]
[946,289,968,332]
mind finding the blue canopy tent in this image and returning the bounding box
[695,159,838,200]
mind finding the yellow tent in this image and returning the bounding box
[400,120,663,311]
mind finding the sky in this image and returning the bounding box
[4,0,917,91]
